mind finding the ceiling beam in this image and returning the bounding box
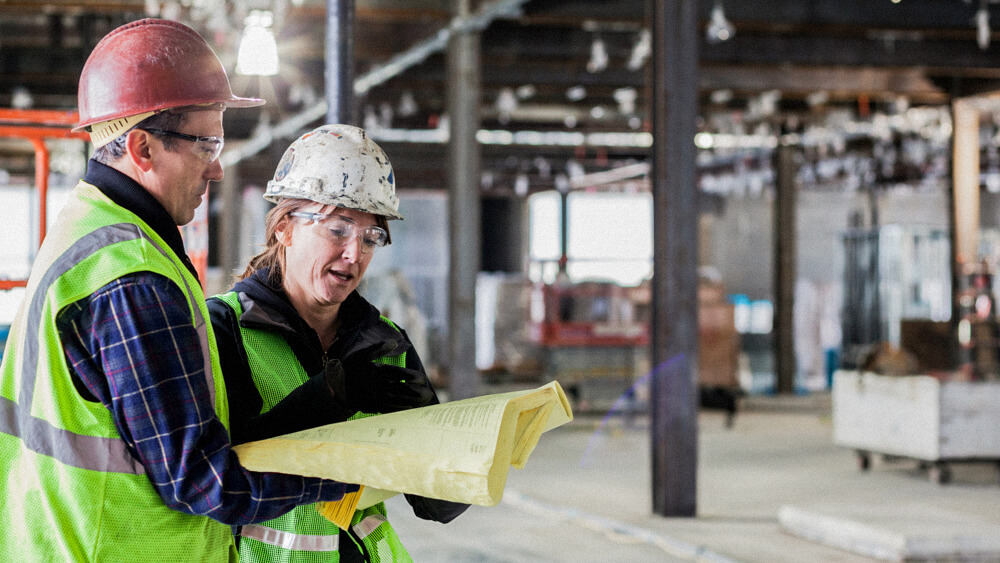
[703,31,1000,69]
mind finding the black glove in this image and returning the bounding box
[237,370,351,442]
[324,355,435,414]
[405,495,470,523]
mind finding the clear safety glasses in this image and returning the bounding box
[289,212,389,253]
[139,128,225,163]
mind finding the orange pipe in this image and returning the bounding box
[0,125,89,141]
[0,108,81,126]
[30,138,49,246]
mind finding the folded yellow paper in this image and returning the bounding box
[316,487,399,529]
[234,381,573,528]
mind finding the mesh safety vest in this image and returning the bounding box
[0,181,235,562]
[215,291,414,563]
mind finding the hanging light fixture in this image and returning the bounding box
[586,34,609,73]
[706,0,735,44]
[397,91,418,117]
[11,86,33,110]
[613,87,637,115]
[496,87,518,124]
[627,29,652,71]
[977,0,991,51]
[516,84,537,101]
[236,10,279,76]
[566,86,587,102]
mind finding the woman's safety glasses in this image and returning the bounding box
[139,128,225,163]
[289,212,389,253]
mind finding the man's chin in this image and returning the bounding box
[175,209,198,227]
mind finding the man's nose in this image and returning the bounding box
[207,158,224,182]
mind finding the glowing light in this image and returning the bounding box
[236,11,279,76]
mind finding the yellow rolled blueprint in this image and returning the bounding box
[233,381,573,512]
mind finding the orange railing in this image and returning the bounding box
[0,109,210,290]
[0,109,90,290]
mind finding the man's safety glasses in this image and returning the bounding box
[139,128,225,163]
[289,212,389,253]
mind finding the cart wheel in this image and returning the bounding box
[856,451,871,471]
[929,462,952,485]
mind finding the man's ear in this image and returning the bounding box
[124,129,154,172]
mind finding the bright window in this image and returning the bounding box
[528,190,652,286]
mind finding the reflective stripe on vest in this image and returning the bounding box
[0,182,234,562]
[242,524,340,552]
[352,514,388,540]
[0,222,215,474]
[217,291,343,560]
[217,291,412,562]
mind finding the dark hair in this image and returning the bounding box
[240,199,393,284]
[92,110,186,164]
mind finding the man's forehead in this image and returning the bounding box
[181,109,224,132]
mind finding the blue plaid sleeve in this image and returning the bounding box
[57,271,355,525]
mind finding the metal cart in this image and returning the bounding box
[832,370,1000,484]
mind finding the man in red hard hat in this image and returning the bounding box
[0,19,356,562]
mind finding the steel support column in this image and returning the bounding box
[217,168,241,282]
[773,143,799,394]
[650,0,698,517]
[446,0,482,401]
[326,0,355,125]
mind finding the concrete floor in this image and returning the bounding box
[386,393,1000,562]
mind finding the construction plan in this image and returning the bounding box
[233,381,573,527]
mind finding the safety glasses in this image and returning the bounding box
[139,128,225,163]
[289,212,389,253]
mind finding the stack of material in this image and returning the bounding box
[476,273,538,377]
[698,279,740,389]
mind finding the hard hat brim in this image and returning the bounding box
[222,95,267,109]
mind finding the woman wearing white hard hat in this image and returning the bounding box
[208,124,468,563]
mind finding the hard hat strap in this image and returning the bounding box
[88,103,227,148]
[89,111,157,148]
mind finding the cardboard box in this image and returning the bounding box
[698,302,739,388]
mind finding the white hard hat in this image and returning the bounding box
[264,124,403,220]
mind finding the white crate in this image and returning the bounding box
[832,370,1000,461]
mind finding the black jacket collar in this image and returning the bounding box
[231,268,405,374]
[83,158,199,282]
[234,268,391,343]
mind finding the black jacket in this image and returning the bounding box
[207,269,469,546]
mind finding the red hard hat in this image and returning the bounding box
[75,18,263,136]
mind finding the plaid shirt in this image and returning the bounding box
[57,271,354,525]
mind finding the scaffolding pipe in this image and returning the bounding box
[326,0,355,125]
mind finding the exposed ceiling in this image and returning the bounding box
[2,0,1000,194]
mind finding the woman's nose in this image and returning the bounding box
[340,234,363,262]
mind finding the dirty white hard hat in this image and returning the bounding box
[264,124,403,220]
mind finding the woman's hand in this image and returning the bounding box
[325,355,435,414]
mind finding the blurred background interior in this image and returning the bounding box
[9,2,1000,559]
[3,0,1000,505]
